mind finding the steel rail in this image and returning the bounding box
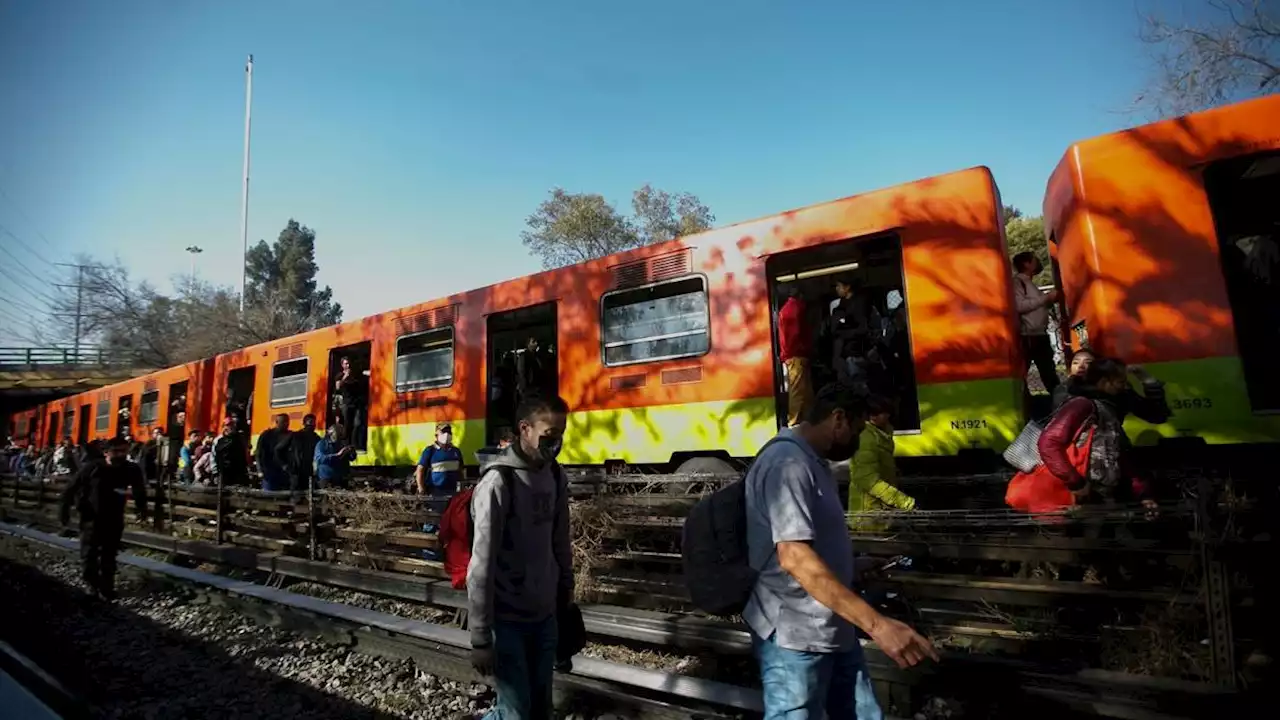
[0,522,759,720]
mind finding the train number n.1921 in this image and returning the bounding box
[950,419,988,430]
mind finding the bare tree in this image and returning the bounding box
[1137,0,1280,117]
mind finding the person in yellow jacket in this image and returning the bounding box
[847,396,916,532]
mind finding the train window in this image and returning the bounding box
[138,391,160,426]
[64,409,75,438]
[395,327,454,392]
[94,400,110,432]
[16,417,27,437]
[270,358,310,408]
[601,276,710,367]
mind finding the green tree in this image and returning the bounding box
[243,219,343,339]
[522,185,715,269]
[1004,206,1052,286]
[1136,0,1279,117]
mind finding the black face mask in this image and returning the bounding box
[825,439,858,462]
[537,436,562,462]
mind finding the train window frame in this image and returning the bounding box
[138,390,160,426]
[599,274,712,368]
[94,399,110,432]
[63,408,75,438]
[270,358,310,409]
[394,326,455,393]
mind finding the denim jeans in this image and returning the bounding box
[752,631,883,720]
[486,615,558,720]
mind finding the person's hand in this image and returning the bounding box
[1141,498,1159,520]
[1046,289,1061,303]
[867,615,940,669]
[470,645,495,676]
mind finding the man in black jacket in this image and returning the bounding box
[59,436,147,601]
[277,413,320,500]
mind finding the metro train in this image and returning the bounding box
[8,94,1279,473]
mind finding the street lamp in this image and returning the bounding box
[186,245,204,280]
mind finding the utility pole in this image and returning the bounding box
[53,262,96,360]
[239,54,254,315]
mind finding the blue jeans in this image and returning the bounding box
[752,632,882,720]
[260,467,288,492]
[486,615,558,720]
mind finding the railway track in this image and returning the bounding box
[0,522,758,720]
[0,515,1240,720]
[0,468,1257,719]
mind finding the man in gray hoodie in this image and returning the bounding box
[467,394,572,720]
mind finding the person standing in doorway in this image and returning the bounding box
[778,285,814,426]
[59,436,147,601]
[1012,252,1062,395]
[468,395,572,720]
[334,356,368,449]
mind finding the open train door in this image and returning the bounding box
[77,404,91,444]
[327,341,371,451]
[484,302,558,447]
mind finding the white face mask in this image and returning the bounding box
[437,433,451,445]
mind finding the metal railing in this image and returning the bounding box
[0,347,141,369]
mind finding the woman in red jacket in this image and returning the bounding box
[1038,357,1159,514]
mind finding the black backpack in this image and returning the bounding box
[681,436,798,617]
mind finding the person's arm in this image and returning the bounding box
[467,470,507,648]
[1125,370,1172,425]
[1013,277,1050,314]
[1037,398,1093,490]
[414,448,431,494]
[551,466,574,608]
[776,542,937,667]
[59,465,85,526]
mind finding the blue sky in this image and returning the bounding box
[0,0,1179,342]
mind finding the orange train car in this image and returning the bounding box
[8,166,1026,469]
[206,166,1024,471]
[16,360,216,450]
[1045,93,1280,448]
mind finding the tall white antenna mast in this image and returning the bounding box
[239,54,254,314]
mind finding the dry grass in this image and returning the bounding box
[569,494,614,604]
[1100,604,1211,680]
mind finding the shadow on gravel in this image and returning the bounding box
[0,556,402,720]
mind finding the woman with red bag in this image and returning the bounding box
[1039,358,1158,515]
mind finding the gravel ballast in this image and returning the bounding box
[0,536,491,719]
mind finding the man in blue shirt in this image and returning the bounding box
[416,422,463,545]
[745,384,937,719]
[314,424,354,489]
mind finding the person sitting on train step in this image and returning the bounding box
[277,414,321,500]
[213,417,250,487]
[314,423,355,490]
[468,394,572,720]
[745,383,936,719]
[59,435,147,602]
[1012,252,1062,395]
[416,422,464,542]
[847,395,916,533]
[778,284,814,427]
[255,413,291,492]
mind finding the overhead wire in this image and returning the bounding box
[0,185,58,264]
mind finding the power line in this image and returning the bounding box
[0,185,59,260]
[0,292,48,317]
[0,263,58,307]
[0,230,57,278]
